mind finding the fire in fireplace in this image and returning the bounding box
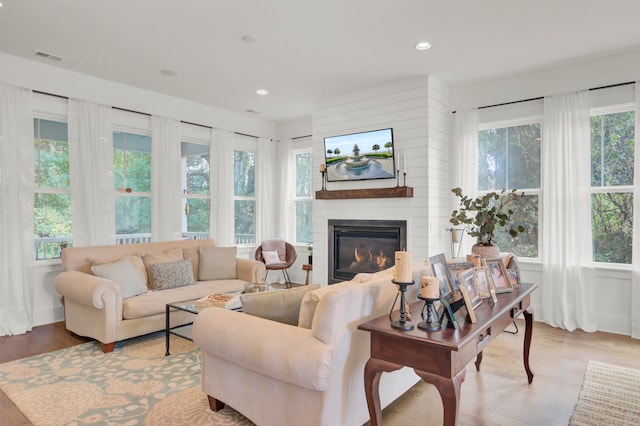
[328,219,407,284]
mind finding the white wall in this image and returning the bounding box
[311,76,451,284]
[450,49,640,336]
[0,52,277,327]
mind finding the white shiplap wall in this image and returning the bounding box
[311,76,451,284]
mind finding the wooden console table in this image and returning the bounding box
[358,282,537,426]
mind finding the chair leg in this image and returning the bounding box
[282,269,293,288]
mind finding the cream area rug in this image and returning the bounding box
[570,360,640,426]
[0,333,254,426]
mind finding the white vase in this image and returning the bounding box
[471,242,500,259]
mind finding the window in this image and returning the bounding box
[233,149,255,244]
[478,121,541,257]
[34,118,71,260]
[294,148,313,243]
[590,109,634,264]
[182,141,210,238]
[113,131,152,244]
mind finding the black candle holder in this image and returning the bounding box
[321,170,326,190]
[417,295,441,331]
[390,279,415,330]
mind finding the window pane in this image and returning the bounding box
[184,198,210,235]
[234,150,255,197]
[295,200,313,243]
[34,118,69,189]
[479,124,540,191]
[116,195,151,237]
[592,193,632,264]
[492,194,539,258]
[234,200,255,244]
[295,152,312,197]
[34,193,72,260]
[113,132,151,192]
[182,142,210,195]
[591,112,634,187]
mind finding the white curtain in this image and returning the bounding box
[215,129,235,246]
[632,82,640,338]
[541,90,596,332]
[451,108,479,194]
[256,138,277,242]
[151,116,181,242]
[68,99,115,247]
[278,138,295,242]
[0,84,34,335]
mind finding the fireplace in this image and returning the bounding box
[328,219,407,284]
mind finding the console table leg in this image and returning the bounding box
[364,358,402,426]
[415,368,466,426]
[475,351,483,372]
[523,307,534,384]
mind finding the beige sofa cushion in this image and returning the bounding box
[142,248,184,288]
[122,279,246,320]
[199,246,237,280]
[240,284,320,325]
[182,240,215,281]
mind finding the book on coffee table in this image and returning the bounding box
[195,293,242,310]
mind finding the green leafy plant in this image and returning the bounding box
[450,187,525,245]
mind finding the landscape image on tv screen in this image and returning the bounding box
[324,128,395,182]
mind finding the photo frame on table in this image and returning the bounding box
[483,258,513,293]
[458,269,482,323]
[428,253,455,300]
[473,266,495,299]
[507,269,521,287]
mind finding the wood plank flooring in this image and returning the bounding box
[1,320,639,425]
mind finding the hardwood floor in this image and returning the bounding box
[1,320,639,425]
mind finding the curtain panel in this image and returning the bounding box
[256,138,277,243]
[68,99,115,247]
[151,116,182,242]
[278,138,295,242]
[0,83,35,335]
[541,90,596,332]
[215,129,235,246]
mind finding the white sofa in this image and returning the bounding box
[55,238,265,352]
[192,261,430,426]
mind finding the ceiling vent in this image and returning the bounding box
[33,50,64,62]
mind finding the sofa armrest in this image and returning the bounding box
[55,270,123,309]
[236,258,266,283]
[193,308,332,391]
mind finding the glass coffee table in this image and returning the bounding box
[165,297,242,356]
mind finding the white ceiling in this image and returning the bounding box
[1,1,640,123]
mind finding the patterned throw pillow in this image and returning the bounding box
[149,259,195,291]
[240,284,320,326]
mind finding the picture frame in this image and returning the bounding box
[447,261,474,294]
[473,266,496,299]
[507,268,521,287]
[458,269,482,323]
[428,253,455,299]
[483,258,513,293]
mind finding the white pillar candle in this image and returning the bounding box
[421,276,440,299]
[394,251,412,283]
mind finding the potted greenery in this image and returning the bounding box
[307,242,313,265]
[449,187,525,258]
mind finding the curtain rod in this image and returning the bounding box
[452,81,636,114]
[292,134,313,140]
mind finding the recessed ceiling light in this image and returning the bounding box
[242,35,257,43]
[245,109,259,114]
[415,41,432,51]
[160,69,178,77]
[256,89,269,96]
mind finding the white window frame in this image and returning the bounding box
[233,135,257,246]
[181,135,212,239]
[478,115,543,260]
[292,145,313,244]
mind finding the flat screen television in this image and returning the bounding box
[323,128,395,182]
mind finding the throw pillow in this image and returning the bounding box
[89,254,148,285]
[91,257,148,299]
[198,246,238,280]
[182,241,215,282]
[240,284,320,326]
[262,250,282,265]
[149,259,195,290]
[142,248,184,289]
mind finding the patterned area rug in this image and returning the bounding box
[0,333,254,425]
[569,361,640,426]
